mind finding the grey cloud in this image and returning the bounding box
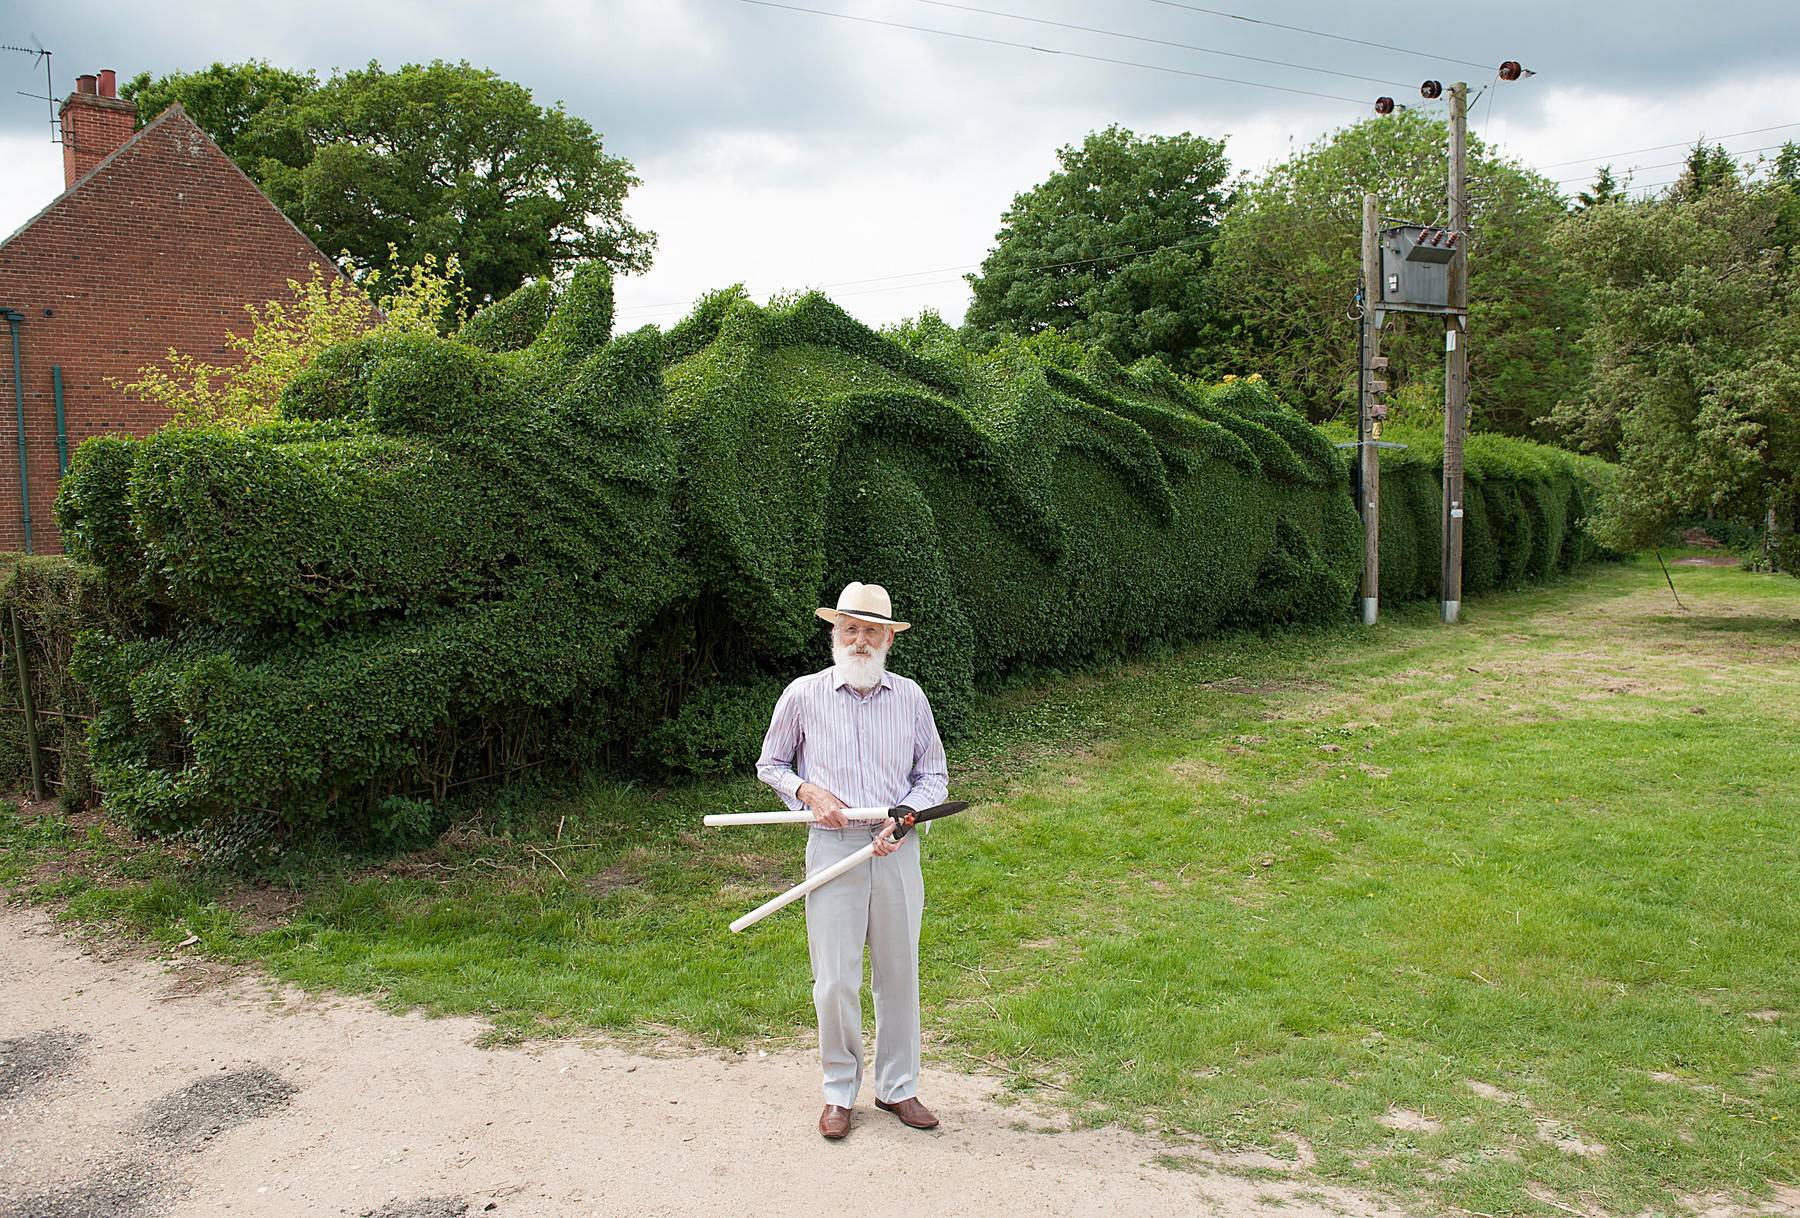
[7,0,1797,205]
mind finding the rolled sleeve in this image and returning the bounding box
[901,693,949,812]
[755,682,807,810]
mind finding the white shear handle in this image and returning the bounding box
[703,807,892,827]
[729,839,882,933]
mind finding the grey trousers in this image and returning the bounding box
[804,823,925,1108]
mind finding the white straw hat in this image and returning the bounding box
[814,581,910,632]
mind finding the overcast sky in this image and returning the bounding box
[5,0,1799,328]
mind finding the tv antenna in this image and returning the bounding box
[3,35,60,145]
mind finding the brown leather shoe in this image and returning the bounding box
[875,1096,939,1130]
[819,1104,852,1139]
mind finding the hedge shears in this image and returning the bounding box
[703,800,968,932]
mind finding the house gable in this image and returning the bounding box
[0,103,350,553]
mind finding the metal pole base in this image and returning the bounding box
[1359,597,1378,625]
[1440,599,1460,624]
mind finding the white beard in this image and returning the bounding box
[833,637,890,691]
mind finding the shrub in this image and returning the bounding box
[1324,423,1617,604]
[0,555,130,808]
[57,268,1613,845]
[110,249,469,432]
[59,264,685,839]
[660,291,1365,736]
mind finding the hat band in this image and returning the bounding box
[836,608,898,624]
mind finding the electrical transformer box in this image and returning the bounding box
[1378,224,1461,312]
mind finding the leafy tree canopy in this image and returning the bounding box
[1548,177,1799,566]
[122,59,654,302]
[963,125,1232,376]
[1208,110,1584,435]
[122,60,315,168]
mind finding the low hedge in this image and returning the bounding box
[0,555,130,806]
[1326,425,1616,604]
[54,269,1613,844]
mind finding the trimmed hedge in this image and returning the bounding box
[54,270,1612,842]
[1319,425,1617,604]
[59,266,687,836]
[660,300,1362,758]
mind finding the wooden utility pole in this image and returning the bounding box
[1358,192,1383,625]
[1440,81,1470,624]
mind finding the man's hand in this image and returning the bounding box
[871,820,901,857]
[797,781,849,828]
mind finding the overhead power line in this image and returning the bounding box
[1551,141,1792,185]
[1537,121,1800,169]
[1139,0,1493,72]
[737,0,1371,105]
[904,0,1412,89]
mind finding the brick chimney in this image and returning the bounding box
[60,69,137,188]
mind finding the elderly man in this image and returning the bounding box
[756,581,950,1140]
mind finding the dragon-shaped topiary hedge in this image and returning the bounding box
[54,266,1610,840]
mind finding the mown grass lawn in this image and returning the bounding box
[4,554,1797,1217]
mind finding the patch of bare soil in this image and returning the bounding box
[1464,1079,1607,1159]
[1,905,1412,1218]
[1677,1185,1800,1217]
[1376,1106,1441,1135]
[584,860,646,897]
[218,883,304,933]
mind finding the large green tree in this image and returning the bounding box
[963,125,1232,375]
[122,60,654,302]
[1548,177,1800,566]
[123,60,315,170]
[1208,110,1585,433]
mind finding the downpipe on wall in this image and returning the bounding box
[1,308,29,554]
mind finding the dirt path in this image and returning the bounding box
[0,905,1415,1218]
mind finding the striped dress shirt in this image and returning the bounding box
[756,666,949,816]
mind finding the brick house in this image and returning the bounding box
[0,69,344,554]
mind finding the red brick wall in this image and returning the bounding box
[0,103,343,554]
